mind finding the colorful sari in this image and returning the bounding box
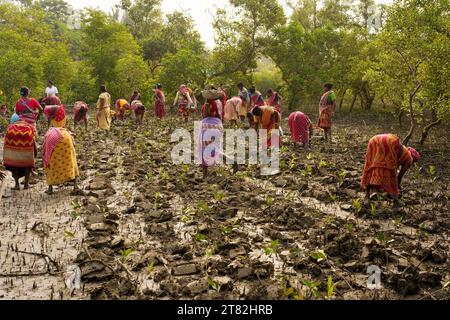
[254,106,281,148]
[96,92,112,130]
[175,85,193,118]
[43,127,79,186]
[224,97,241,122]
[15,98,41,126]
[3,120,36,177]
[197,116,224,167]
[360,134,413,196]
[131,100,145,117]
[154,89,166,119]
[251,91,265,108]
[115,99,130,119]
[267,92,282,114]
[318,90,336,129]
[288,112,312,144]
[44,105,66,128]
[73,101,89,124]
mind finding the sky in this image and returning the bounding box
[67,0,391,48]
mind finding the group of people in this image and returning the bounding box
[0,80,422,206]
[2,85,79,194]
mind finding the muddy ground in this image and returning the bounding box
[0,110,449,300]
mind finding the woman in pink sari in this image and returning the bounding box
[267,89,282,114]
[154,84,166,119]
[223,97,242,126]
[288,111,313,151]
[318,83,337,142]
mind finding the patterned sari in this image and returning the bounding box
[3,120,36,177]
[318,90,336,129]
[43,113,79,186]
[44,105,66,128]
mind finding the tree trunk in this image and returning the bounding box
[420,119,442,145]
[338,89,347,110]
[349,93,357,112]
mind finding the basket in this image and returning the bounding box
[201,89,222,100]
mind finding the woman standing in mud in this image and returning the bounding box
[96,85,112,130]
[361,134,420,205]
[267,89,282,114]
[2,113,37,190]
[173,84,193,123]
[43,111,80,194]
[154,84,166,119]
[318,83,336,142]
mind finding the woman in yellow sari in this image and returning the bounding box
[96,85,112,130]
[43,112,80,194]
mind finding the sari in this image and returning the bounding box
[131,100,145,118]
[115,99,130,119]
[224,97,242,122]
[318,90,336,129]
[96,92,112,130]
[3,120,36,177]
[154,89,166,119]
[251,91,265,108]
[73,101,89,125]
[238,88,250,116]
[43,126,79,187]
[44,105,66,128]
[254,106,281,148]
[267,92,282,114]
[197,116,224,167]
[15,97,41,126]
[360,134,413,196]
[288,112,312,144]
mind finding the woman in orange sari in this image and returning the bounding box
[251,106,281,149]
[318,83,336,142]
[361,134,420,205]
[115,99,130,121]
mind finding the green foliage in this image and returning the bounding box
[327,275,334,298]
[309,250,327,262]
[263,240,279,256]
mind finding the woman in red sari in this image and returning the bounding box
[249,86,265,109]
[361,134,420,205]
[267,89,282,114]
[288,111,313,151]
[154,84,166,119]
[318,83,336,142]
[15,87,43,127]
